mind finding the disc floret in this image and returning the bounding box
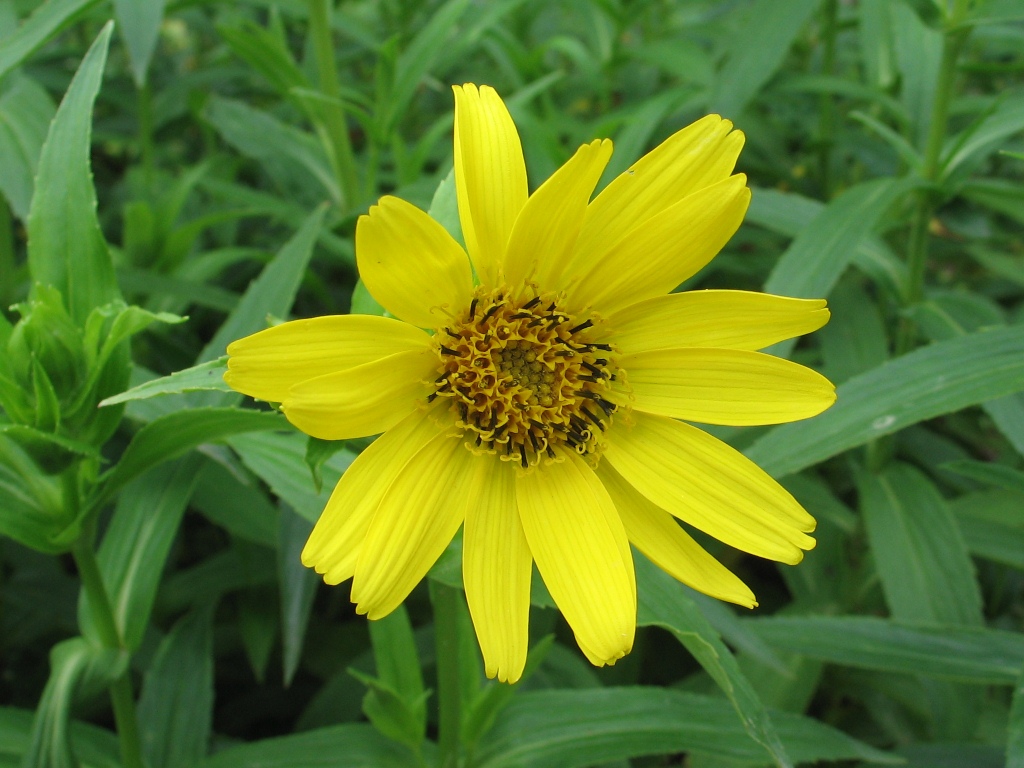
[431,288,619,467]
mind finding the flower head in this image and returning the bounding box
[225,84,836,683]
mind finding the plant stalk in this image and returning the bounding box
[138,82,155,189]
[434,583,462,768]
[72,520,145,768]
[307,0,360,210]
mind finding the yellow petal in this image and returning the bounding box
[463,456,532,683]
[356,196,474,329]
[301,404,451,584]
[281,347,436,440]
[224,315,431,403]
[352,433,480,619]
[604,412,815,564]
[570,115,743,275]
[516,450,635,665]
[619,348,836,426]
[606,290,830,354]
[502,139,613,289]
[597,462,757,608]
[453,84,528,288]
[566,174,751,316]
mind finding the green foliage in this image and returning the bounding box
[0,0,1022,767]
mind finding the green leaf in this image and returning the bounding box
[859,463,983,626]
[218,19,308,97]
[196,723,418,768]
[20,638,128,768]
[79,456,202,650]
[941,460,1024,494]
[0,707,119,767]
[137,605,215,768]
[91,408,286,513]
[891,0,943,148]
[943,97,1024,178]
[818,279,889,384]
[473,687,898,768]
[711,0,822,117]
[227,431,356,524]
[26,22,119,326]
[279,502,317,686]
[746,616,1024,684]
[98,357,232,407]
[0,73,54,220]
[0,0,102,82]
[859,0,897,88]
[191,459,279,546]
[950,489,1024,570]
[0,434,68,553]
[426,166,463,246]
[634,555,793,768]
[198,205,326,364]
[112,0,165,86]
[746,325,1024,478]
[1010,667,1024,768]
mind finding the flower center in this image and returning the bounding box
[430,288,618,468]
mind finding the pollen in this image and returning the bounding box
[430,288,619,467]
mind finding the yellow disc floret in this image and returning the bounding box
[430,288,619,467]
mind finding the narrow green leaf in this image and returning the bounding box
[891,0,942,148]
[635,555,793,768]
[20,638,127,768]
[0,73,54,220]
[137,605,215,768]
[196,724,417,768]
[818,279,889,384]
[192,459,279,547]
[859,463,983,626]
[26,22,118,325]
[92,408,285,512]
[711,0,822,117]
[964,0,1024,24]
[0,707,119,767]
[746,616,1024,684]
[0,0,102,81]
[279,502,317,686]
[198,205,326,363]
[368,606,426,714]
[79,456,202,650]
[98,357,231,407]
[943,97,1024,177]
[858,0,896,88]
[951,489,1024,570]
[942,460,1024,494]
[746,326,1024,478]
[1009,667,1024,768]
[112,0,165,86]
[474,687,898,768]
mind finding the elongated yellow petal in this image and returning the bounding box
[502,139,613,289]
[516,450,635,665]
[604,412,815,564]
[301,404,451,584]
[352,433,480,619]
[281,347,435,440]
[463,456,532,683]
[453,84,528,288]
[597,462,757,608]
[619,348,836,426]
[570,115,742,274]
[567,174,750,316]
[606,290,830,354]
[356,196,474,329]
[224,315,431,402]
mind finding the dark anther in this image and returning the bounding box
[554,350,575,357]
[567,430,587,444]
[506,441,514,456]
[482,302,504,321]
[581,406,605,431]
[435,372,451,383]
[568,319,594,334]
[529,431,541,453]
[589,342,613,351]
[593,358,608,366]
[493,421,509,437]
[427,393,438,402]
[527,318,545,327]
[458,402,468,422]
[469,298,478,320]
[550,422,568,433]
[529,418,547,431]
[440,345,458,356]
[510,311,533,320]
[581,361,606,377]
[436,381,452,393]
[475,434,483,447]
[546,445,556,459]
[576,374,603,384]
[519,445,529,469]
[546,302,556,312]
[523,296,542,309]
[445,327,460,339]
[488,411,498,431]
[594,397,617,416]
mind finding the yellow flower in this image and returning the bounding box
[224,84,836,684]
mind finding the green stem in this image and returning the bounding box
[0,199,15,308]
[817,0,838,198]
[894,24,969,355]
[434,584,462,768]
[307,0,359,210]
[138,82,155,189]
[72,520,145,768]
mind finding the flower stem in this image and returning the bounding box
[433,583,462,768]
[307,0,359,210]
[894,21,970,355]
[72,525,145,768]
[138,81,155,190]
